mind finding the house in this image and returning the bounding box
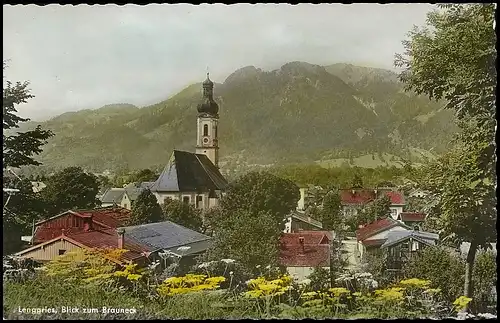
[355,217,411,260]
[408,188,429,198]
[15,219,212,268]
[31,181,46,193]
[381,230,440,271]
[279,231,333,281]
[119,221,212,268]
[29,206,131,244]
[398,212,427,229]
[148,150,229,209]
[14,228,149,266]
[284,211,323,233]
[99,185,151,210]
[100,188,127,207]
[340,188,406,220]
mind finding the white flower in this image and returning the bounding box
[229,271,234,276]
[477,313,496,319]
[198,261,217,269]
[255,265,261,269]
[265,265,271,269]
[370,280,379,289]
[221,258,235,264]
[298,278,311,285]
[177,246,191,251]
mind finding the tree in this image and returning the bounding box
[130,168,158,183]
[351,173,363,189]
[3,63,54,169]
[162,198,203,232]
[96,175,112,191]
[403,246,465,303]
[3,66,53,253]
[127,189,163,226]
[320,190,343,232]
[395,4,496,308]
[3,177,46,254]
[41,167,100,215]
[352,195,391,230]
[220,171,299,229]
[205,208,282,273]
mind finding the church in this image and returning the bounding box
[147,73,229,209]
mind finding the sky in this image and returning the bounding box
[3,4,436,121]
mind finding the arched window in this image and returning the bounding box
[215,125,218,138]
[203,124,209,136]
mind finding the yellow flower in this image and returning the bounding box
[352,292,362,297]
[399,278,431,289]
[113,270,128,277]
[328,287,350,297]
[374,287,404,302]
[424,288,442,295]
[126,274,142,281]
[453,296,473,311]
[301,291,318,299]
[205,276,226,285]
[124,263,138,272]
[164,276,184,287]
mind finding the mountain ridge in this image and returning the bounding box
[12,62,457,174]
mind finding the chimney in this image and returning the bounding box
[83,216,93,232]
[117,228,125,249]
[298,236,305,254]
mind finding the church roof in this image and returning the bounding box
[150,150,228,193]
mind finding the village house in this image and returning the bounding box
[381,230,439,272]
[31,181,47,193]
[340,188,406,220]
[15,206,212,267]
[355,217,411,261]
[279,231,333,281]
[99,186,147,210]
[397,212,427,230]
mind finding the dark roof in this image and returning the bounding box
[381,230,439,249]
[76,206,131,228]
[279,233,331,267]
[120,221,211,253]
[100,188,125,203]
[399,212,427,222]
[124,188,143,201]
[362,239,387,247]
[355,218,410,241]
[150,150,228,193]
[289,211,323,229]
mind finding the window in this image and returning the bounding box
[390,209,397,218]
[123,203,128,209]
[183,196,190,204]
[203,124,209,136]
[196,196,203,208]
[58,249,66,255]
[215,125,218,138]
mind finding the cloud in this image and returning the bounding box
[3,3,435,120]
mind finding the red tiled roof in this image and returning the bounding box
[280,231,332,246]
[66,229,149,262]
[340,189,376,205]
[340,189,405,206]
[75,206,131,228]
[399,212,426,222]
[384,191,405,205]
[279,244,330,267]
[356,218,404,241]
[279,232,332,267]
[362,239,386,247]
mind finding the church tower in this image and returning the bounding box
[196,73,219,167]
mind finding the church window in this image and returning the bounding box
[203,124,209,136]
[215,125,217,138]
[183,196,190,204]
